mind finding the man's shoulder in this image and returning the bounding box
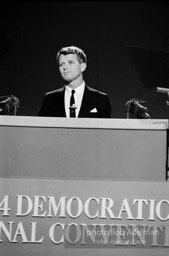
[45,87,65,97]
[86,85,108,97]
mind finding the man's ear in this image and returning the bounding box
[81,62,87,72]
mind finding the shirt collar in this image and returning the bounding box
[65,81,85,94]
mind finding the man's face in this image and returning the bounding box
[58,54,85,83]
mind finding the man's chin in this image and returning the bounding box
[65,80,72,85]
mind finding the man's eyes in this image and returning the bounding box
[59,61,75,67]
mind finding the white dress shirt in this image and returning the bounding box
[64,81,85,118]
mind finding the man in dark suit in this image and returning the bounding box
[39,46,111,118]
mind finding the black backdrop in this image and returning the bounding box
[0,0,169,118]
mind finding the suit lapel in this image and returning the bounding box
[78,86,92,117]
[57,87,66,117]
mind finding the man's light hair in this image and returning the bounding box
[56,46,87,64]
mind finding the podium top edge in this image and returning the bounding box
[0,116,168,130]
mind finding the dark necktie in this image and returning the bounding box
[69,90,76,117]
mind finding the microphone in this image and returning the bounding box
[0,95,20,115]
[125,99,151,119]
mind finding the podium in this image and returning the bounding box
[0,116,168,180]
[0,116,169,256]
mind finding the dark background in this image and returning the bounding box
[0,0,169,118]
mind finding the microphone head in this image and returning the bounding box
[0,95,20,115]
[125,99,151,119]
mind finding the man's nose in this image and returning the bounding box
[63,64,68,70]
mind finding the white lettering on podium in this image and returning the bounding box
[49,223,64,244]
[84,198,99,219]
[117,198,134,220]
[16,195,33,216]
[66,197,83,218]
[47,196,67,217]
[0,221,44,243]
[0,196,10,216]
[156,200,169,221]
[133,199,148,220]
[100,198,115,218]
[13,195,169,222]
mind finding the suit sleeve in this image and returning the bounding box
[39,95,48,116]
[98,94,112,118]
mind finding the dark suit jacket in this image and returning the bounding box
[39,85,111,118]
